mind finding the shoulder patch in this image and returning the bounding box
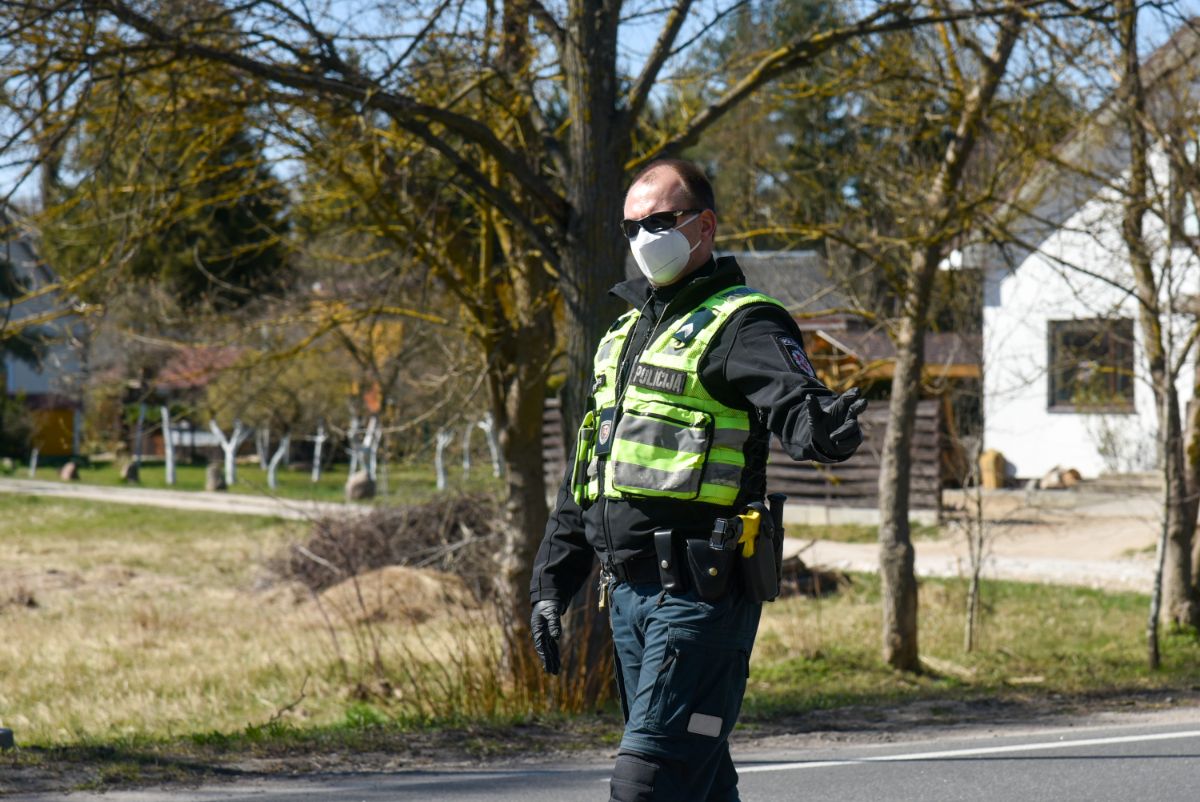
[630,363,687,395]
[772,334,815,377]
[671,308,717,348]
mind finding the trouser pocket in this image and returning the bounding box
[649,625,750,741]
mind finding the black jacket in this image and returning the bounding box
[530,255,842,607]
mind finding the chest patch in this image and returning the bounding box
[772,335,815,377]
[630,363,687,395]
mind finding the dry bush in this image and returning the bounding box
[270,493,502,599]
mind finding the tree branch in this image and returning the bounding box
[89,0,570,228]
[624,0,695,127]
[633,0,1064,167]
[526,0,565,51]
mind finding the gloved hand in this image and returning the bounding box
[807,387,868,460]
[530,599,563,675]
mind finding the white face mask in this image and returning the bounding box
[629,214,701,287]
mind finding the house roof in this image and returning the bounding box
[1,208,53,295]
[990,20,1200,261]
[815,330,980,367]
[155,346,244,392]
[624,250,851,316]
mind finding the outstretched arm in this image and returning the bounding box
[704,304,866,463]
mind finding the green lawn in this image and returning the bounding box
[746,574,1200,719]
[17,459,503,504]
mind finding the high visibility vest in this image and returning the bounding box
[571,285,785,506]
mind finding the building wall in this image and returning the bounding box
[984,152,1196,478]
[3,220,84,456]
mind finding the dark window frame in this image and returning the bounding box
[1046,318,1136,414]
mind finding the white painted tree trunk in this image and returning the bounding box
[161,406,176,486]
[311,422,327,483]
[435,429,454,490]
[255,425,270,470]
[478,414,502,478]
[209,420,251,486]
[28,448,38,477]
[346,417,360,476]
[461,422,473,475]
[347,416,380,480]
[366,417,379,481]
[267,434,291,491]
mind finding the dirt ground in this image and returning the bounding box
[787,486,1166,591]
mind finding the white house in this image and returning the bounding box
[982,29,1200,479]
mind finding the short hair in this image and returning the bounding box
[627,158,717,214]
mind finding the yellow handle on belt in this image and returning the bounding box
[737,510,761,557]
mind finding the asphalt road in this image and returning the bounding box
[18,716,1200,801]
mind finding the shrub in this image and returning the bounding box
[271,493,503,599]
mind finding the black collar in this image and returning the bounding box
[610,255,747,311]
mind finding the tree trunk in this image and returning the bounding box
[558,0,626,437]
[1186,397,1200,588]
[495,366,551,623]
[878,285,927,672]
[875,15,1021,671]
[1158,388,1197,627]
[487,246,561,695]
[1116,0,1199,630]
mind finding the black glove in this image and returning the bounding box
[530,599,563,675]
[807,387,868,460]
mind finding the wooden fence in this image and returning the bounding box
[543,398,943,512]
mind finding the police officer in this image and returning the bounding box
[529,159,865,801]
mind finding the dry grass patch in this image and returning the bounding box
[0,495,551,747]
[311,566,480,624]
[0,497,343,744]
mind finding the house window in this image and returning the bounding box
[1047,319,1135,413]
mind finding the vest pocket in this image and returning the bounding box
[610,400,712,499]
[571,409,597,505]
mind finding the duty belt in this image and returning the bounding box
[609,555,661,585]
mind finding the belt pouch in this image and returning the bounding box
[741,502,780,603]
[654,528,685,593]
[685,538,735,601]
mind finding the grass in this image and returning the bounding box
[1,494,1198,756]
[745,575,1200,720]
[16,458,503,505]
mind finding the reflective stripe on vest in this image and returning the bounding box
[571,285,784,506]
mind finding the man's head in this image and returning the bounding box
[622,159,717,287]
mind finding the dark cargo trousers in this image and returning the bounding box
[607,581,762,802]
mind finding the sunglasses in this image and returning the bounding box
[620,209,701,240]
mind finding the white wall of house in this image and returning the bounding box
[984,151,1197,479]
